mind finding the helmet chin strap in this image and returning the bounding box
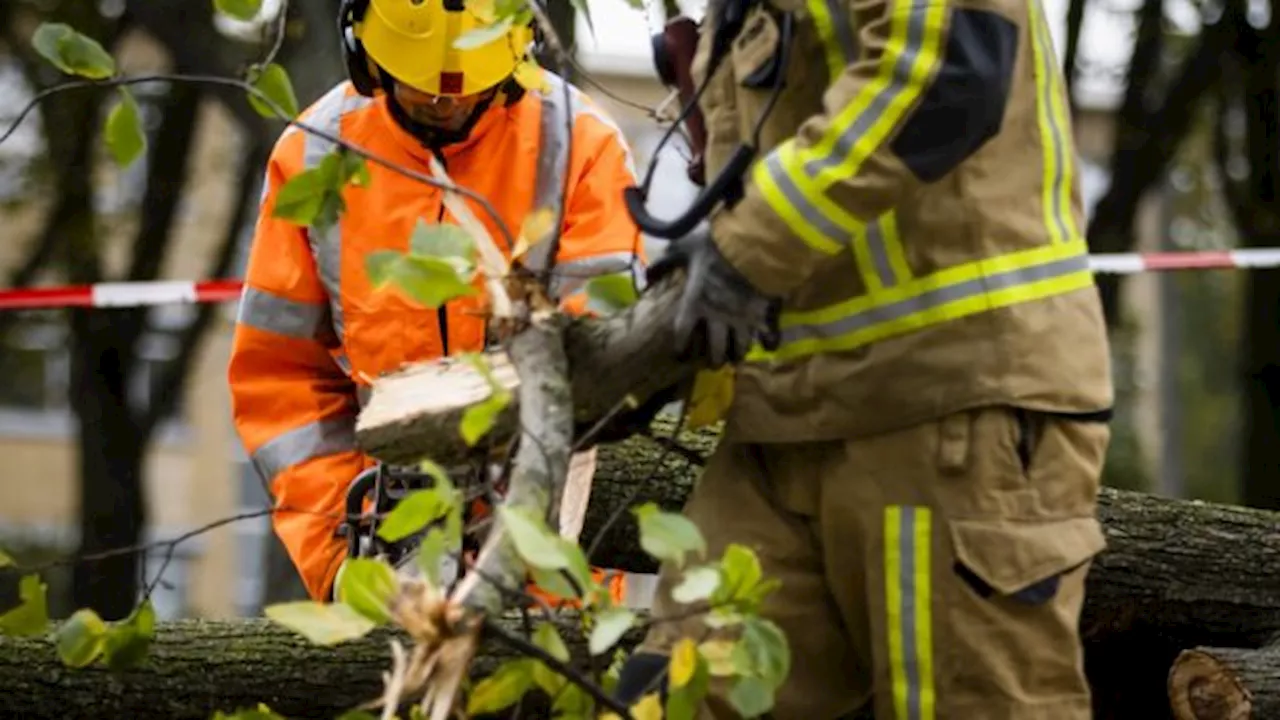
[378,69,499,150]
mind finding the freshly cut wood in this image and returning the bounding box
[354,274,691,467]
[0,614,641,720]
[1168,644,1280,720]
[354,352,521,468]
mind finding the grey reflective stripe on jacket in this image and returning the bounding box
[527,74,642,300]
[300,85,374,350]
[237,285,337,344]
[250,414,358,484]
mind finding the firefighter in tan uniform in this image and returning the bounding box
[613,0,1114,716]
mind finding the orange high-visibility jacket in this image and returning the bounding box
[229,73,646,602]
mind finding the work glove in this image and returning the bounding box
[646,229,781,367]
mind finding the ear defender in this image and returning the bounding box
[339,0,380,97]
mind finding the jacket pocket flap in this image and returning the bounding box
[950,516,1106,596]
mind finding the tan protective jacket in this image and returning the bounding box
[695,0,1113,442]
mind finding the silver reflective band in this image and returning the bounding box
[764,152,853,250]
[301,85,374,346]
[237,286,331,341]
[526,73,573,277]
[866,216,900,290]
[251,413,358,483]
[780,252,1090,345]
[549,251,640,299]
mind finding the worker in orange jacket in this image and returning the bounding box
[228,0,644,604]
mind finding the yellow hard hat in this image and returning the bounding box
[354,0,534,97]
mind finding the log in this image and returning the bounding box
[0,614,643,720]
[1168,644,1280,720]
[6,425,1280,718]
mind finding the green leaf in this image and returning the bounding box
[263,601,375,645]
[465,658,535,715]
[460,388,511,446]
[103,600,156,670]
[712,544,780,611]
[453,16,515,50]
[727,675,776,718]
[377,487,451,543]
[342,152,372,188]
[273,166,334,227]
[737,616,791,686]
[30,23,116,79]
[585,273,639,314]
[365,250,403,287]
[0,574,48,637]
[55,608,107,668]
[415,528,450,587]
[499,505,572,571]
[247,62,300,119]
[214,0,264,21]
[531,622,572,695]
[633,503,706,568]
[104,88,146,167]
[392,255,479,309]
[335,557,397,624]
[672,565,721,604]
[409,220,475,266]
[0,549,14,568]
[588,608,637,656]
[552,681,594,717]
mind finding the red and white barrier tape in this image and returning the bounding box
[0,249,1274,310]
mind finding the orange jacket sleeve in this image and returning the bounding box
[552,92,647,316]
[228,130,372,602]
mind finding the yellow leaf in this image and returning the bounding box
[630,693,664,720]
[686,366,735,428]
[698,639,738,677]
[513,208,556,259]
[669,637,698,689]
[470,0,496,23]
[513,60,550,93]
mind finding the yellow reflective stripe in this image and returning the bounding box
[782,238,1086,328]
[881,211,913,284]
[807,0,858,84]
[747,240,1092,362]
[885,505,935,720]
[797,0,949,191]
[756,143,860,255]
[1028,0,1074,244]
[1033,0,1081,242]
[852,225,884,292]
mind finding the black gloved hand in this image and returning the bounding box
[647,229,781,367]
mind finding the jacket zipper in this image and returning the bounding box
[432,148,450,357]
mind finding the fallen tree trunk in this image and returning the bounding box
[0,613,642,720]
[1168,644,1280,720]
[5,436,1280,717]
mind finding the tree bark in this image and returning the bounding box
[0,614,638,720]
[1168,643,1280,720]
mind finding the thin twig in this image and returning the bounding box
[0,73,517,251]
[483,617,635,718]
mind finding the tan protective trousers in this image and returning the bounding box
[639,406,1110,719]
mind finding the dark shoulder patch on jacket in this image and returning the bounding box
[889,8,1019,183]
